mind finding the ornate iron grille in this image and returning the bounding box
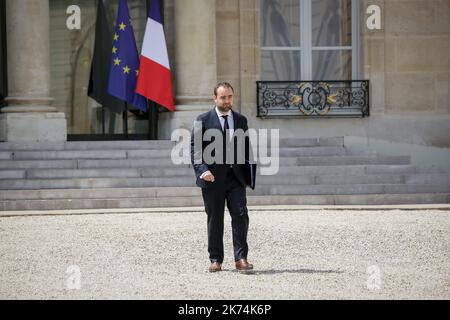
[257,80,369,118]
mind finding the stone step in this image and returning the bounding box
[1,162,445,183]
[7,172,406,185]
[314,175,405,185]
[0,170,415,187]
[23,168,140,179]
[2,183,450,202]
[126,149,174,159]
[0,170,26,179]
[248,193,450,206]
[2,166,445,186]
[383,184,450,194]
[295,155,411,166]
[0,140,175,151]
[11,169,186,180]
[0,196,204,211]
[0,165,318,178]
[254,183,450,195]
[3,155,405,170]
[260,165,443,175]
[79,159,187,169]
[9,150,129,160]
[0,137,343,152]
[1,193,449,211]
[1,173,449,191]
[0,137,446,210]
[1,160,441,176]
[5,149,180,160]
[0,142,65,151]
[1,147,370,162]
[0,152,13,160]
[2,167,408,180]
[0,160,78,170]
[0,158,187,170]
[64,140,175,150]
[365,164,446,174]
[21,167,193,179]
[278,137,344,147]
[0,177,197,190]
[277,146,347,157]
[155,147,359,161]
[272,164,443,175]
[405,174,450,185]
[0,187,201,201]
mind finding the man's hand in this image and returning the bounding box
[201,170,215,182]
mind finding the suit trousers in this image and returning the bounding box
[201,167,249,263]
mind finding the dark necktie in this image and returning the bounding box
[222,115,229,132]
[222,115,229,164]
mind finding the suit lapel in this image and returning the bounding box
[208,108,223,132]
[231,110,240,130]
[208,108,241,132]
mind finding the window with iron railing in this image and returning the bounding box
[259,0,368,117]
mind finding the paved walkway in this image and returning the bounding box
[0,205,449,299]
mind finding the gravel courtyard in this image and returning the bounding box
[0,207,449,300]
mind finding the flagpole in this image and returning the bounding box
[149,101,158,140]
[147,100,151,140]
[123,102,128,139]
[145,0,163,141]
[101,105,105,135]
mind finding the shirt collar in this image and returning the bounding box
[215,106,232,118]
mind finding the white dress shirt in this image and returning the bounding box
[215,107,234,140]
[200,107,235,179]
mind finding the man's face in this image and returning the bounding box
[214,86,234,113]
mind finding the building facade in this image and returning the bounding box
[0,0,449,169]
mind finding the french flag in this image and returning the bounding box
[136,0,174,112]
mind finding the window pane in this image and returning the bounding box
[261,50,301,80]
[312,0,352,47]
[312,50,351,80]
[261,0,300,47]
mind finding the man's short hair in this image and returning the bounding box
[214,82,234,96]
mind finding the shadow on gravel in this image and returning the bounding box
[227,269,344,275]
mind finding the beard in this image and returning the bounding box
[218,104,232,113]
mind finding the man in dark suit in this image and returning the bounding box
[190,82,254,273]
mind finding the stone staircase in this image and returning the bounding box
[0,137,449,211]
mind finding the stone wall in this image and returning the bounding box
[215,0,259,117]
[362,0,450,115]
[210,0,450,150]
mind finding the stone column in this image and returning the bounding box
[0,0,66,142]
[159,0,217,139]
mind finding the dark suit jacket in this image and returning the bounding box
[191,107,251,189]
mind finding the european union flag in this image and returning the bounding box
[107,0,147,111]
